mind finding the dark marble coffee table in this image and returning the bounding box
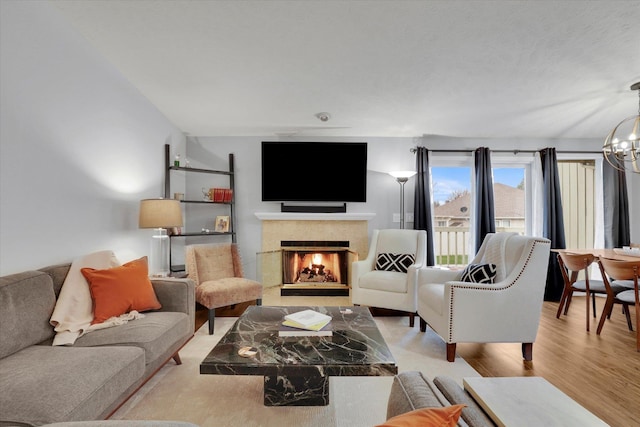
[200,305,397,406]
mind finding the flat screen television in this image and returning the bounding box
[261,141,367,202]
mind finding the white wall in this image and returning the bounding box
[0,1,185,275]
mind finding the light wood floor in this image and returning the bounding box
[200,292,639,426]
[458,297,640,427]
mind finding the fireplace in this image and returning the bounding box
[280,241,350,296]
[254,211,376,296]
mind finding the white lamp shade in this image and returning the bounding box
[389,170,417,179]
[138,199,183,228]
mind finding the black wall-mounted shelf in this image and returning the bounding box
[164,144,236,272]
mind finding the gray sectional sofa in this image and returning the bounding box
[386,371,496,427]
[0,263,196,427]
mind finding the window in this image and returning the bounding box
[431,163,472,267]
[492,166,525,235]
[427,151,604,269]
[429,155,532,267]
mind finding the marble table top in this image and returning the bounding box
[463,377,608,427]
[200,305,398,378]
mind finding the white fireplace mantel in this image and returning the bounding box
[255,212,376,221]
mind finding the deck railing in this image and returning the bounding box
[433,226,525,268]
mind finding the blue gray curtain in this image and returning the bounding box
[413,147,435,266]
[540,148,566,301]
[474,147,496,252]
[603,160,630,248]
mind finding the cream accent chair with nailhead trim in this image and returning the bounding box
[417,233,551,362]
[185,242,262,334]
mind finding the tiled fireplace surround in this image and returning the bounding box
[255,212,376,291]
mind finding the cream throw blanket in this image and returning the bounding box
[49,250,145,346]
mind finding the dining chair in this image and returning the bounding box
[556,252,625,332]
[611,243,640,289]
[596,257,640,351]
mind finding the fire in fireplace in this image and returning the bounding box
[280,241,350,296]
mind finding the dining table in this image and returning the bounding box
[552,248,640,262]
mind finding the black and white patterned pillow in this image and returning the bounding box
[375,253,415,273]
[460,263,497,283]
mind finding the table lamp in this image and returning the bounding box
[389,171,417,229]
[138,198,183,277]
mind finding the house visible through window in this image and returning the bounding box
[493,167,525,235]
[432,165,472,266]
[431,163,526,267]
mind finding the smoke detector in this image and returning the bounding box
[315,112,331,122]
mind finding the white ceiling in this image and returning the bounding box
[51,0,640,139]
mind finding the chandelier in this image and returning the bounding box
[602,82,640,173]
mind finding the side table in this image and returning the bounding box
[463,377,608,427]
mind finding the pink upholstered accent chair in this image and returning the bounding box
[417,233,551,362]
[185,243,262,334]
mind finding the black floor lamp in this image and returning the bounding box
[389,171,416,229]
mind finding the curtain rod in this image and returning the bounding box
[410,147,603,154]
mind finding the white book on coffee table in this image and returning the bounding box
[284,309,332,328]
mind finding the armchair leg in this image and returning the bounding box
[419,317,426,332]
[522,343,533,361]
[208,308,215,335]
[408,312,415,328]
[446,343,456,362]
[172,352,182,365]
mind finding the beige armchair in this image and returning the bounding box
[185,243,262,334]
[417,233,551,362]
[351,229,427,327]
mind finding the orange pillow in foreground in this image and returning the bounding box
[376,404,466,427]
[81,256,161,325]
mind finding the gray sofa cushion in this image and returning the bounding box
[150,279,196,335]
[38,264,72,298]
[72,312,189,369]
[0,345,144,426]
[433,376,496,427]
[0,271,55,359]
[386,371,452,418]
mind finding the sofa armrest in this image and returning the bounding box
[151,277,196,333]
[386,371,452,419]
[433,376,496,427]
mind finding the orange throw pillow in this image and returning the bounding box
[81,256,161,325]
[376,404,466,427]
